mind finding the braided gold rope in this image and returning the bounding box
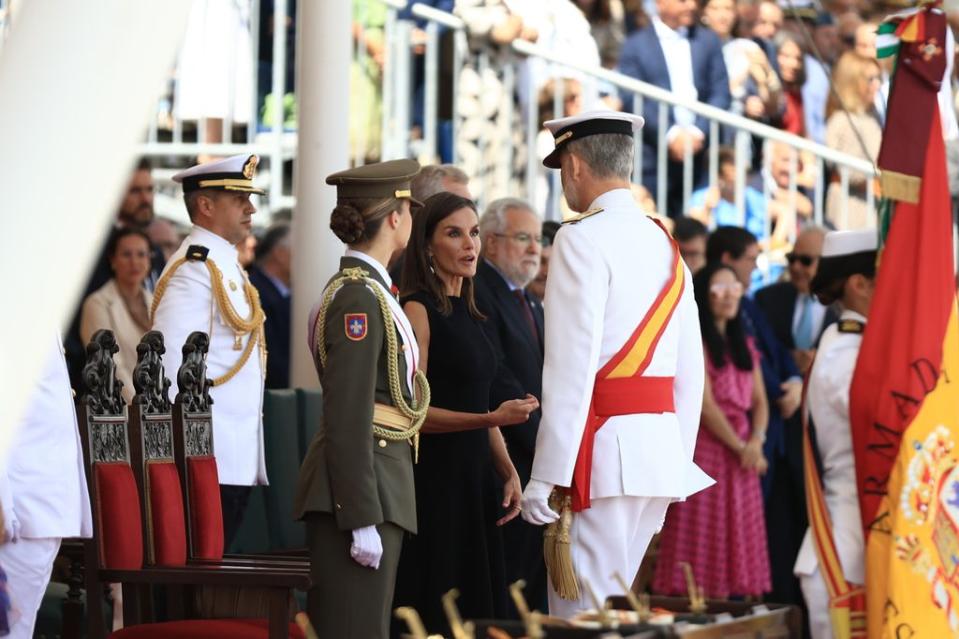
[151,255,266,387]
[314,267,430,451]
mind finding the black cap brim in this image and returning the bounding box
[810,250,877,303]
[543,147,563,169]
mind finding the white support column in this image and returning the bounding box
[0,1,191,453]
[290,0,351,388]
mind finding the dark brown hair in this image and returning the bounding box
[106,227,152,259]
[329,197,402,245]
[401,192,484,319]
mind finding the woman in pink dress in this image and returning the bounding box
[652,262,771,598]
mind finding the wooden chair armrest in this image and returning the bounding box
[100,565,311,589]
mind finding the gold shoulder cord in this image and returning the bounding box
[152,257,267,387]
[313,267,430,455]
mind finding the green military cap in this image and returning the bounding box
[326,159,423,207]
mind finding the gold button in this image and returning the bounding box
[378,439,387,448]
[335,503,342,510]
[401,345,408,352]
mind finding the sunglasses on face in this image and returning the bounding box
[786,252,817,267]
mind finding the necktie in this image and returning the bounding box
[794,294,814,350]
[513,289,540,344]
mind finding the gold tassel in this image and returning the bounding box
[879,170,921,204]
[543,489,580,601]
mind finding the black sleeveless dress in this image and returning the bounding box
[392,291,508,636]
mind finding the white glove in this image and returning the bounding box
[350,525,382,569]
[520,479,559,526]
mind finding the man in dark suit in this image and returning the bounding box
[616,0,731,217]
[474,197,547,611]
[248,222,292,389]
[755,226,837,374]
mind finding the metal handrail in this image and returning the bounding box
[410,3,465,30]
[510,38,876,176]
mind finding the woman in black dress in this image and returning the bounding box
[393,192,539,636]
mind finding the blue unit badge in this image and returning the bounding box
[345,313,368,341]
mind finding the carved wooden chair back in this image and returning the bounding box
[171,331,226,560]
[75,329,144,639]
[128,330,189,567]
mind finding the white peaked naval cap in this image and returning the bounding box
[542,110,645,168]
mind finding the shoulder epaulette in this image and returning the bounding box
[837,319,865,334]
[186,245,209,262]
[563,207,604,225]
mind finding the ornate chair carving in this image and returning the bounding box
[171,332,223,561]
[77,330,309,639]
[128,331,186,568]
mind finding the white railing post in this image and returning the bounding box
[423,19,440,164]
[656,101,668,217]
[270,0,288,213]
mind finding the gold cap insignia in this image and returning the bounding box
[554,131,573,146]
[243,155,259,180]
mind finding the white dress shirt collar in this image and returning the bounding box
[652,16,688,40]
[344,248,393,288]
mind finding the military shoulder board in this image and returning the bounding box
[186,245,210,262]
[563,207,604,225]
[837,319,865,334]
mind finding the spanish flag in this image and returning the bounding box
[848,7,959,633]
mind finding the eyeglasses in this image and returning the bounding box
[786,252,817,267]
[494,232,542,247]
[710,282,744,297]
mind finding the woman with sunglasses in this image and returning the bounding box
[653,262,772,599]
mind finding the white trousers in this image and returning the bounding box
[0,537,61,639]
[800,568,833,639]
[548,496,670,619]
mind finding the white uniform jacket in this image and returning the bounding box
[0,333,93,540]
[531,188,713,500]
[794,309,865,583]
[152,226,267,486]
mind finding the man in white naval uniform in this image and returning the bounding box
[794,229,878,639]
[152,154,268,547]
[0,332,92,638]
[520,110,713,617]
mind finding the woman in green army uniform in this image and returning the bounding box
[293,159,430,639]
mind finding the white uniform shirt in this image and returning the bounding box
[531,188,713,500]
[152,226,267,486]
[0,332,93,540]
[794,309,866,583]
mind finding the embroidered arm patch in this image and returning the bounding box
[345,313,368,341]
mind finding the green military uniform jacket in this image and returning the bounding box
[293,256,417,533]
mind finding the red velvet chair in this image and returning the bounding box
[77,330,309,639]
[169,333,308,567]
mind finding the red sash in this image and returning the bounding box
[569,222,686,512]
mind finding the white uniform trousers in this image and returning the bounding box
[0,537,61,639]
[800,568,833,639]
[549,496,670,618]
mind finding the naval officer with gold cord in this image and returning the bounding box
[293,159,430,639]
[152,154,268,548]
